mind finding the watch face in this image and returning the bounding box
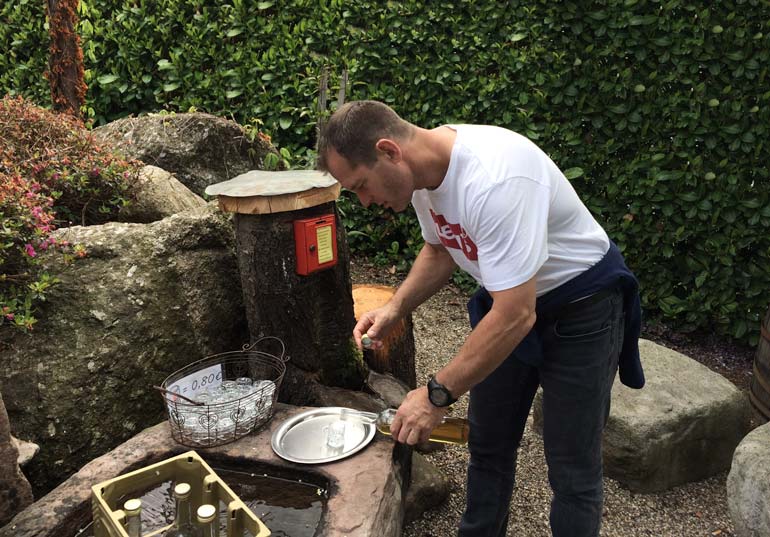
[430,386,449,406]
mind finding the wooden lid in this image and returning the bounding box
[204,170,341,214]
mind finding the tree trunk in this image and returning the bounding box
[235,202,366,405]
[353,285,417,389]
[46,0,86,119]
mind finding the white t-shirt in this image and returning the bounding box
[411,125,609,296]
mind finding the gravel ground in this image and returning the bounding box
[350,258,756,537]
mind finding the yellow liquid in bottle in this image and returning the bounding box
[376,416,469,445]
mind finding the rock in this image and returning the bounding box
[118,165,206,223]
[727,422,770,537]
[405,452,451,523]
[312,384,388,414]
[533,339,751,492]
[0,392,34,527]
[366,370,410,408]
[0,202,249,494]
[11,438,39,467]
[3,404,410,537]
[92,112,281,197]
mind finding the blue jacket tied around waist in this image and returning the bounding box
[467,241,645,389]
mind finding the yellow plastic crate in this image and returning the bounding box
[91,450,270,537]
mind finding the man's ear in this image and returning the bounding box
[375,139,402,162]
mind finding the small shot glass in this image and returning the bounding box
[324,419,346,449]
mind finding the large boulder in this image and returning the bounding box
[118,165,206,223]
[604,339,751,491]
[533,339,751,492]
[92,112,281,197]
[0,392,33,527]
[0,202,249,494]
[727,422,770,537]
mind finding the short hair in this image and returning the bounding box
[316,100,413,171]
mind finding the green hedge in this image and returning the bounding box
[1,0,768,344]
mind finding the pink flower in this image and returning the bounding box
[5,313,14,321]
[24,243,36,257]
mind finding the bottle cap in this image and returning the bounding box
[361,333,372,348]
[196,503,217,522]
[174,482,191,497]
[123,498,142,513]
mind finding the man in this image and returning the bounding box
[317,100,644,537]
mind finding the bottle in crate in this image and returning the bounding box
[165,483,202,537]
[196,504,219,537]
[123,498,143,537]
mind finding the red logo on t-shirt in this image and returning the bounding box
[430,210,478,261]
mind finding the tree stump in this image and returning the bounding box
[353,284,416,389]
[206,170,367,404]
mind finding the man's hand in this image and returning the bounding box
[390,386,448,445]
[353,303,401,350]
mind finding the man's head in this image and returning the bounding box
[317,100,417,211]
[317,100,413,171]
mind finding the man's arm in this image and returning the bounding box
[434,277,536,396]
[391,276,537,445]
[388,241,457,317]
[354,241,456,347]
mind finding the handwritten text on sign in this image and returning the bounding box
[167,364,223,402]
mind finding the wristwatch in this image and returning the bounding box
[427,375,457,407]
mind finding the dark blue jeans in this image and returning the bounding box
[458,287,624,537]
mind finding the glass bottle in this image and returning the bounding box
[165,483,202,537]
[196,504,219,537]
[373,408,470,445]
[123,498,142,537]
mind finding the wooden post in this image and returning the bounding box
[353,284,417,389]
[206,171,367,404]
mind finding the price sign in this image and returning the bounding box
[166,364,223,403]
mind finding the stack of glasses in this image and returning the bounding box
[174,377,277,440]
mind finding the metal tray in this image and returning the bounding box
[271,407,376,464]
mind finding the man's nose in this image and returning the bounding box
[358,192,371,208]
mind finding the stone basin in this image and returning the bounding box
[0,403,410,537]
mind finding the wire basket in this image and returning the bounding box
[159,336,287,448]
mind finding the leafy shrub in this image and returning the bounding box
[337,191,422,271]
[1,1,768,344]
[0,95,141,332]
